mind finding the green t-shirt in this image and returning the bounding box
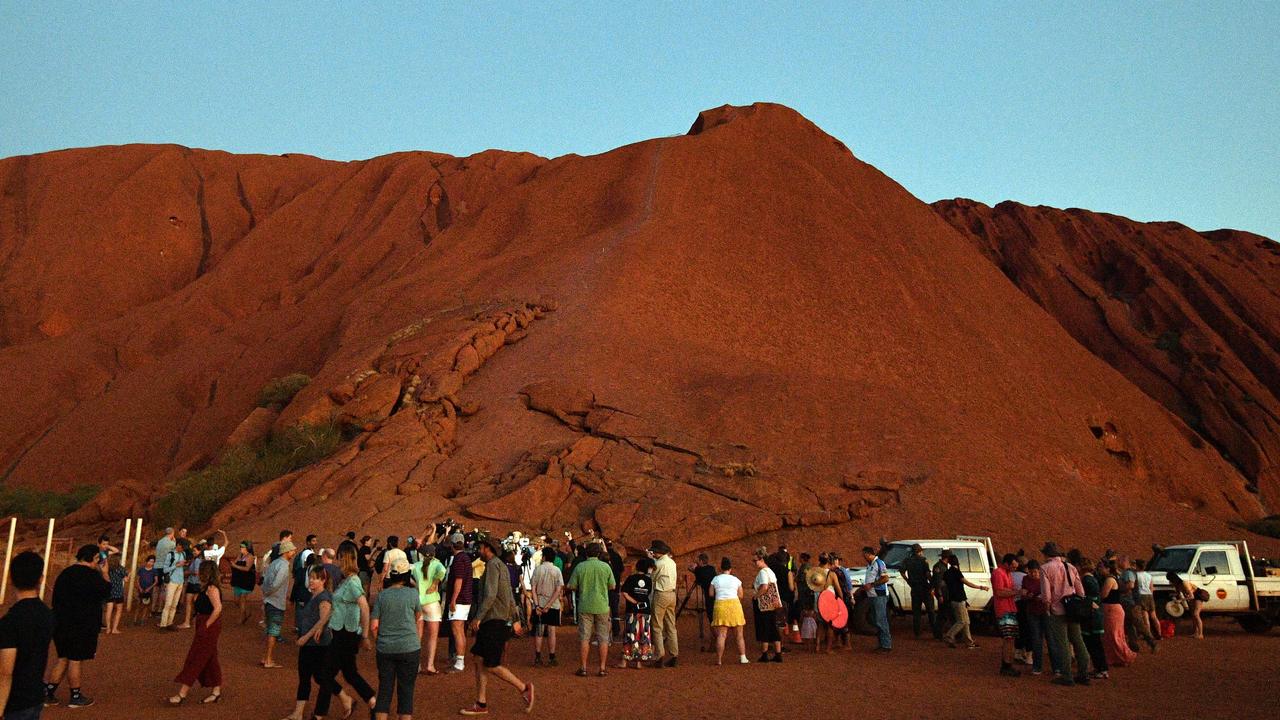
[567,557,615,615]
[372,585,422,653]
[413,557,447,606]
[329,574,364,633]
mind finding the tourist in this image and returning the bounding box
[1010,552,1029,663]
[291,534,319,613]
[370,558,422,720]
[321,542,376,715]
[270,529,294,563]
[358,536,375,591]
[261,539,295,668]
[154,527,177,616]
[1166,572,1205,639]
[43,544,111,708]
[446,532,475,672]
[861,545,892,652]
[177,538,202,629]
[1041,542,1090,686]
[283,565,352,720]
[411,542,447,674]
[688,552,716,652]
[752,548,783,662]
[709,557,748,665]
[931,549,953,633]
[900,543,936,639]
[203,530,228,565]
[0,551,54,720]
[230,541,258,625]
[1133,559,1161,644]
[1074,551,1108,680]
[133,554,158,627]
[618,556,655,669]
[566,543,614,676]
[320,548,344,590]
[649,540,679,668]
[460,538,534,716]
[942,554,988,649]
[104,553,126,634]
[991,553,1022,676]
[815,553,842,654]
[768,545,796,637]
[158,538,186,629]
[829,553,854,648]
[1100,559,1137,667]
[529,546,564,667]
[1021,560,1048,675]
[169,559,224,705]
[604,539,625,641]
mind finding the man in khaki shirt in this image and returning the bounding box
[649,540,679,667]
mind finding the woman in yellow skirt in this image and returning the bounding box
[709,557,749,665]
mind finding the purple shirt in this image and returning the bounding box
[447,552,474,606]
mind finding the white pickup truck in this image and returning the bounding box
[1148,540,1280,634]
[847,535,997,631]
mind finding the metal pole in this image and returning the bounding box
[126,518,144,611]
[0,517,16,604]
[38,518,55,600]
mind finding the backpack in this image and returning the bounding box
[1061,563,1092,623]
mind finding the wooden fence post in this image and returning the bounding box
[0,517,16,604]
[38,518,55,600]
[126,518,144,611]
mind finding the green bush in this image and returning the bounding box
[256,373,312,409]
[0,484,98,518]
[153,421,342,529]
[1246,515,1280,540]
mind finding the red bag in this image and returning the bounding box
[1159,619,1176,638]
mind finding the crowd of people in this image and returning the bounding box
[0,522,1220,719]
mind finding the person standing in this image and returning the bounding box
[133,555,159,627]
[169,561,224,705]
[1021,560,1049,675]
[1133,559,1161,645]
[370,559,422,720]
[43,545,110,709]
[0,551,54,720]
[446,533,475,673]
[1075,552,1108,680]
[460,539,534,716]
[154,527,177,617]
[942,554,988,649]
[1118,556,1157,652]
[900,544,936,639]
[710,557,748,666]
[991,553,1022,676]
[158,539,187,629]
[649,541,679,668]
[687,553,716,652]
[1040,542,1090,686]
[321,542,376,716]
[618,557,655,669]
[261,540,295,669]
[411,543,447,675]
[529,547,564,667]
[931,549,953,635]
[566,543,615,677]
[230,541,258,625]
[177,539,202,629]
[104,554,126,634]
[751,548,783,662]
[283,566,352,720]
[860,546,892,652]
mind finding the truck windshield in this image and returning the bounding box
[880,544,914,569]
[1149,548,1195,574]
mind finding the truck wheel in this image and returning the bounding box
[1237,615,1273,634]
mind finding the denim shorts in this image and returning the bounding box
[264,605,285,638]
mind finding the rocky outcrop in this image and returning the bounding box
[934,199,1280,509]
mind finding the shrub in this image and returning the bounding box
[257,373,311,409]
[0,484,98,518]
[153,421,342,529]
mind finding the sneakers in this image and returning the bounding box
[68,693,95,708]
[452,656,465,672]
[770,653,783,663]
[738,655,750,664]
[533,656,543,667]
[547,656,558,667]
[522,681,535,714]
[1091,671,1110,680]
[459,704,489,716]
[43,687,59,708]
[758,652,771,662]
[663,656,678,668]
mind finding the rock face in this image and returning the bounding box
[934,199,1280,509]
[1,104,1275,555]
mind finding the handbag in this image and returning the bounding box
[1060,563,1092,622]
[1193,587,1210,602]
[756,578,783,612]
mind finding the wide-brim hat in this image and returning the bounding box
[648,540,671,555]
[1041,542,1063,557]
[805,566,828,592]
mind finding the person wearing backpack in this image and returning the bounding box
[1040,542,1091,686]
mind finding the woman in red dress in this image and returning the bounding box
[169,559,224,704]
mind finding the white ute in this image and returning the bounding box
[1147,540,1280,634]
[850,536,998,621]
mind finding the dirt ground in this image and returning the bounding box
[21,599,1278,720]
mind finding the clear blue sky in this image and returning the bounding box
[2,2,1277,238]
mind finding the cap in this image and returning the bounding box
[390,558,412,575]
[278,540,296,554]
[449,532,465,545]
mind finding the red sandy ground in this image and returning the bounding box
[26,600,1275,720]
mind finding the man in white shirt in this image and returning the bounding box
[202,529,228,564]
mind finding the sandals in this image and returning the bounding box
[596,669,608,677]
[168,694,186,705]
[201,693,222,704]
[574,668,589,677]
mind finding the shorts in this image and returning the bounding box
[997,612,1019,638]
[264,605,285,638]
[471,619,511,668]
[54,630,98,661]
[533,608,561,636]
[420,602,442,622]
[185,583,201,596]
[108,597,124,605]
[1138,595,1156,613]
[577,612,610,645]
[448,604,471,622]
[233,587,253,598]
